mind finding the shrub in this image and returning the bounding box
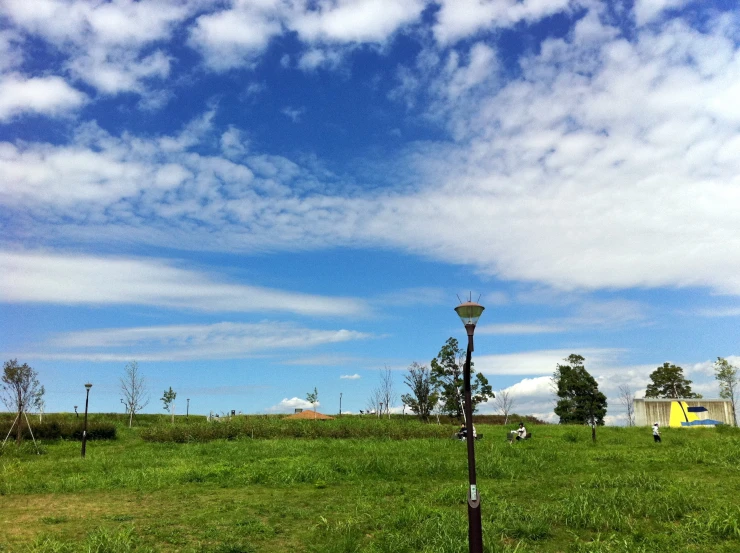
[0,415,116,441]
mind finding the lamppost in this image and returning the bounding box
[74,405,78,418]
[379,402,383,418]
[454,300,485,553]
[81,383,92,459]
[186,398,190,420]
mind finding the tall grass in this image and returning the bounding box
[140,416,458,442]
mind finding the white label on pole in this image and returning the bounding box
[470,484,478,501]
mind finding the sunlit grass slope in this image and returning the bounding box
[1,416,739,552]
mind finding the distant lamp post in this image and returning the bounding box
[187,398,190,420]
[74,405,78,418]
[454,299,485,553]
[81,383,92,459]
[379,402,383,418]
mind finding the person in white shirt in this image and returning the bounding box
[516,422,527,441]
[652,422,661,443]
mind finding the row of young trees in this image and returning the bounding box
[2,359,181,446]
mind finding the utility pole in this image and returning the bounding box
[339,393,342,415]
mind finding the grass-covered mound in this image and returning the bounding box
[140,415,460,442]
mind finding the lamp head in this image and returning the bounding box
[454,301,485,328]
[84,383,92,390]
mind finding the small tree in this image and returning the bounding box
[645,363,698,398]
[714,357,739,426]
[306,387,318,414]
[493,389,515,424]
[367,385,382,415]
[618,385,635,427]
[379,366,396,418]
[120,361,149,428]
[553,354,607,441]
[401,362,437,421]
[430,337,493,420]
[161,386,177,424]
[1,359,45,445]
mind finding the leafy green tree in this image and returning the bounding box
[306,387,318,414]
[161,386,177,424]
[430,337,493,420]
[553,355,607,440]
[401,362,438,422]
[1,359,45,445]
[714,357,739,426]
[645,363,698,398]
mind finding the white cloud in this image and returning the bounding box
[474,348,623,376]
[696,307,740,318]
[188,3,283,72]
[433,0,577,45]
[381,11,740,296]
[0,250,368,317]
[3,9,740,300]
[340,373,361,380]
[289,0,424,44]
[0,74,86,120]
[266,397,319,413]
[281,106,305,122]
[633,0,693,26]
[297,48,343,71]
[282,355,359,366]
[476,323,566,335]
[23,321,370,362]
[0,29,23,72]
[476,298,647,335]
[1,0,191,94]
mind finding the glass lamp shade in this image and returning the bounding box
[84,383,93,390]
[454,301,485,327]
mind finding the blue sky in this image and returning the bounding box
[1,0,739,423]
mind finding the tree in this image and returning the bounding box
[306,387,318,414]
[161,386,177,424]
[618,385,635,427]
[379,366,396,418]
[714,357,739,426]
[1,359,45,445]
[553,354,607,441]
[120,361,149,428]
[645,363,699,398]
[430,337,493,420]
[367,367,397,418]
[401,362,437,421]
[493,389,515,424]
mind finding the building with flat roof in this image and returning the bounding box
[634,398,735,427]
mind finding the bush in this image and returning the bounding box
[0,414,116,441]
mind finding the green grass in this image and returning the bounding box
[1,416,739,552]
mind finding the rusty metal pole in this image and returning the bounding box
[463,323,483,553]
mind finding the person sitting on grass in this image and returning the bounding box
[458,423,477,440]
[458,423,467,440]
[516,422,527,441]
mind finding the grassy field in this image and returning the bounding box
[1,416,739,553]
